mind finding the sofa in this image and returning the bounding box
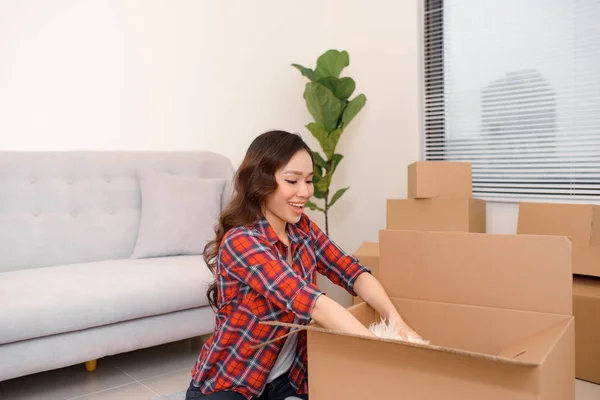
[0,151,235,382]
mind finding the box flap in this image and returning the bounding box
[379,230,572,315]
[540,318,576,400]
[389,297,569,360]
[496,318,572,364]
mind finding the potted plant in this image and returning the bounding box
[292,49,367,235]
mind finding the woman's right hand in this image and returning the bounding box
[387,313,422,341]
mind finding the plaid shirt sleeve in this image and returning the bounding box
[221,227,323,322]
[308,218,371,297]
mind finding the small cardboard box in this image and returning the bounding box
[517,202,600,246]
[274,230,575,399]
[517,202,600,277]
[408,161,472,199]
[573,276,600,384]
[387,198,486,233]
[351,242,379,306]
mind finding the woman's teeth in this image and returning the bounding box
[289,202,304,208]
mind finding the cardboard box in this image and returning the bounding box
[270,230,575,399]
[573,276,600,384]
[408,161,472,199]
[351,242,379,306]
[517,202,600,246]
[387,198,486,233]
[517,202,600,277]
[572,246,600,278]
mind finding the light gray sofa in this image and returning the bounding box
[0,151,234,382]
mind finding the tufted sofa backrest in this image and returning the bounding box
[0,152,235,272]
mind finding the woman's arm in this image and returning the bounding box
[311,294,376,338]
[353,272,422,340]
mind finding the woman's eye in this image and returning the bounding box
[285,180,297,184]
[307,180,313,184]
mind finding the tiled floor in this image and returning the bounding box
[0,336,208,400]
[1,336,599,399]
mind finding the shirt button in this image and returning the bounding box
[30,178,36,184]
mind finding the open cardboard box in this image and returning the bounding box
[269,230,575,399]
[517,202,600,277]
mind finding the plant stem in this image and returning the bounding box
[324,193,329,236]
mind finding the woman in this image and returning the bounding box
[186,130,419,400]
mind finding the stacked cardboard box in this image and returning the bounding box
[353,161,485,305]
[517,202,600,384]
[279,230,575,399]
[517,203,600,278]
[387,161,486,233]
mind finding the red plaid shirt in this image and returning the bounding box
[190,213,370,399]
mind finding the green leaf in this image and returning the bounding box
[306,122,328,150]
[329,153,344,175]
[312,165,325,199]
[329,187,350,208]
[313,162,323,179]
[315,50,350,80]
[341,94,367,129]
[312,151,327,169]
[322,128,343,159]
[291,64,316,82]
[315,173,331,194]
[304,83,344,133]
[306,199,325,212]
[313,186,326,199]
[317,77,356,101]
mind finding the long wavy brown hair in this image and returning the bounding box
[204,130,314,309]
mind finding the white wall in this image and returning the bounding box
[0,0,528,304]
[486,202,519,234]
[0,0,424,305]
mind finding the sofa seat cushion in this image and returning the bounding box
[0,255,214,345]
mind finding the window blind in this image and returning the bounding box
[424,0,600,201]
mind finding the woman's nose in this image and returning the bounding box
[297,182,310,197]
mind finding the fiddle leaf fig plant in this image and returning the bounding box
[292,49,367,235]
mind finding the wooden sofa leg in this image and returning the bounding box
[85,360,97,372]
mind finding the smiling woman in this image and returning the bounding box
[263,150,315,244]
[184,130,420,400]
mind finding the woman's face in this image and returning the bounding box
[263,149,314,229]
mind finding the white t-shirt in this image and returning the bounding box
[267,323,299,383]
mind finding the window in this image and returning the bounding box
[424,0,600,201]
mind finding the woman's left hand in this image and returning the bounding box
[387,312,422,341]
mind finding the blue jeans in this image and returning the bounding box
[185,373,308,400]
